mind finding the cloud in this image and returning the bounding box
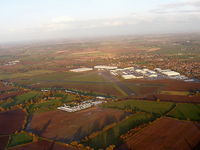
[162,0,200,8]
[152,0,200,14]
[51,16,75,23]
[2,1,200,43]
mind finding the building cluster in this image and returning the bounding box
[57,100,106,112]
[110,67,189,80]
[4,60,20,66]
[68,65,193,81]
[69,67,93,72]
[69,65,118,72]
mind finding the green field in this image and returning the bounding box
[8,132,33,147]
[167,103,200,121]
[102,100,175,116]
[14,91,41,105]
[160,91,189,96]
[0,70,55,80]
[0,91,41,109]
[83,113,154,149]
[16,71,108,83]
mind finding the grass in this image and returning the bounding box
[167,103,200,121]
[83,113,155,149]
[65,72,107,82]
[16,71,107,83]
[8,132,33,147]
[0,70,54,80]
[160,91,189,96]
[124,82,163,96]
[102,100,175,116]
[27,95,75,113]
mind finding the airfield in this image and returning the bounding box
[0,34,200,150]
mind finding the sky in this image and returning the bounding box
[0,0,200,42]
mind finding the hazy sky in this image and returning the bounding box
[0,0,200,42]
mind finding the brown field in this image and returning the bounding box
[28,107,130,143]
[0,109,26,135]
[8,140,76,150]
[119,117,200,150]
[140,94,200,103]
[0,135,9,150]
[156,94,200,103]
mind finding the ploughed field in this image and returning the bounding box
[155,94,200,103]
[0,109,26,135]
[119,117,200,150]
[28,107,130,143]
[8,140,76,150]
[0,135,9,150]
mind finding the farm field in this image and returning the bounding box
[8,140,76,150]
[0,70,55,80]
[27,94,75,113]
[124,82,162,96]
[0,91,25,101]
[28,107,130,143]
[0,109,26,135]
[167,103,200,121]
[83,112,154,149]
[118,117,200,150]
[123,79,200,92]
[102,100,174,116]
[160,90,189,96]
[0,135,9,150]
[0,91,41,109]
[8,132,33,147]
[154,94,200,103]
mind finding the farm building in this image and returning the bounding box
[69,67,93,72]
[94,65,118,70]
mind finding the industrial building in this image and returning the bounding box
[122,75,143,79]
[94,65,118,70]
[154,68,180,77]
[161,71,180,77]
[57,100,106,112]
[70,67,93,72]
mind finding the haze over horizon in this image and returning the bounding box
[0,0,200,42]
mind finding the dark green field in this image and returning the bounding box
[167,103,200,121]
[102,100,175,116]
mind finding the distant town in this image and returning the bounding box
[70,65,196,82]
